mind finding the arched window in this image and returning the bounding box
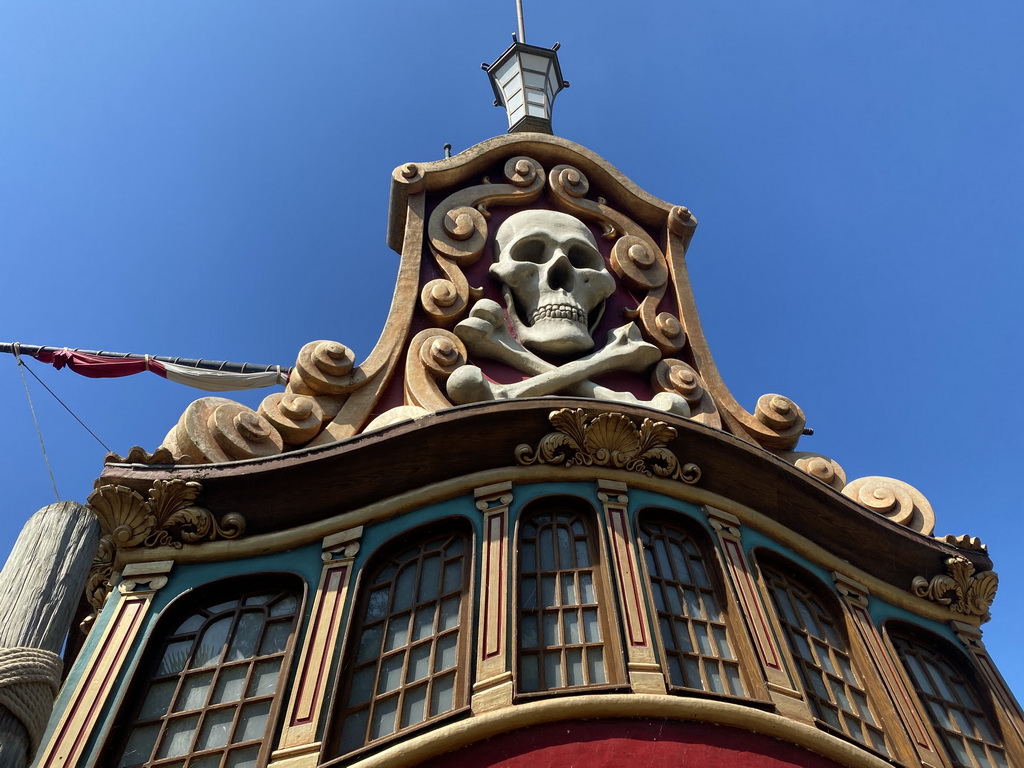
[517,500,622,694]
[760,559,890,757]
[329,524,472,757]
[890,628,1009,767]
[107,575,303,768]
[639,515,745,697]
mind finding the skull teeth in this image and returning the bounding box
[531,303,586,325]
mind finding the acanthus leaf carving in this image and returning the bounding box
[911,555,998,622]
[516,408,701,484]
[84,479,246,626]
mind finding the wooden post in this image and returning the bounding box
[0,501,99,768]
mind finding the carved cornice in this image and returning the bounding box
[515,408,700,484]
[911,555,998,622]
[84,479,246,627]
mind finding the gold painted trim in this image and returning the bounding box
[114,465,968,625]
[345,694,895,768]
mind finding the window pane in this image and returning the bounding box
[333,529,469,757]
[109,582,300,768]
[197,707,233,749]
[763,562,887,756]
[893,632,1008,768]
[641,518,745,697]
[177,671,214,711]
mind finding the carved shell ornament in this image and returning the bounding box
[516,408,701,484]
[84,479,245,625]
[912,556,998,622]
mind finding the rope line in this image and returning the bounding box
[12,346,60,502]
[14,348,112,452]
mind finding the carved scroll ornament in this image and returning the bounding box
[842,476,936,536]
[912,556,998,622]
[516,408,701,484]
[84,479,245,624]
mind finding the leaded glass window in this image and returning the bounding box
[331,528,471,756]
[762,562,890,756]
[640,517,744,696]
[110,579,302,768]
[518,505,620,693]
[892,632,1009,768]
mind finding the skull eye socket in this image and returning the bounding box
[510,238,547,264]
[567,244,603,271]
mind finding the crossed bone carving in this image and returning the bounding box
[446,300,689,416]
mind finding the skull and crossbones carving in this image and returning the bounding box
[446,209,688,416]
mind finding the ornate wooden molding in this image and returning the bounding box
[84,479,246,625]
[515,409,700,483]
[911,555,997,622]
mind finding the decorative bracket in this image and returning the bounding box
[911,556,998,622]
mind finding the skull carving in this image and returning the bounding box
[491,210,616,356]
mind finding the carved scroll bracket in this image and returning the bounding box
[85,479,246,625]
[911,556,998,622]
[516,408,701,484]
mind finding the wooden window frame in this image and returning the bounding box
[103,572,306,768]
[756,554,895,759]
[886,623,1011,768]
[323,520,475,763]
[636,510,769,704]
[514,496,626,700]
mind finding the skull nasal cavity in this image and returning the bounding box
[547,254,575,290]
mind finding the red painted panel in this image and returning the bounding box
[416,719,849,768]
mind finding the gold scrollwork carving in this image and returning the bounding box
[779,451,847,492]
[166,397,285,464]
[912,556,998,622]
[259,392,324,445]
[404,329,468,412]
[85,479,246,620]
[422,156,546,327]
[516,408,701,484]
[651,359,721,428]
[842,475,935,536]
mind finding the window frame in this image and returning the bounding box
[635,509,769,704]
[322,519,476,763]
[102,572,306,768]
[885,622,1013,768]
[755,552,898,759]
[513,496,626,700]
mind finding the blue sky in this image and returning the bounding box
[2,1,1022,702]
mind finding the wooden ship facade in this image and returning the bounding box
[7,41,1023,768]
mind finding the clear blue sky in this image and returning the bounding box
[2,1,1022,700]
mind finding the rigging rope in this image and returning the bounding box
[18,357,111,453]
[12,347,60,503]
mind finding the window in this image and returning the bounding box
[108,576,302,768]
[891,630,1009,768]
[761,561,890,756]
[329,525,471,757]
[517,501,622,693]
[639,516,745,697]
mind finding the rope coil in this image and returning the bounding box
[0,647,62,751]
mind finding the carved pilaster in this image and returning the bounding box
[471,482,514,713]
[596,479,665,694]
[833,573,942,768]
[36,561,174,768]
[273,527,363,765]
[704,506,811,722]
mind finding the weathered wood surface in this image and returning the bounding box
[0,501,99,768]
